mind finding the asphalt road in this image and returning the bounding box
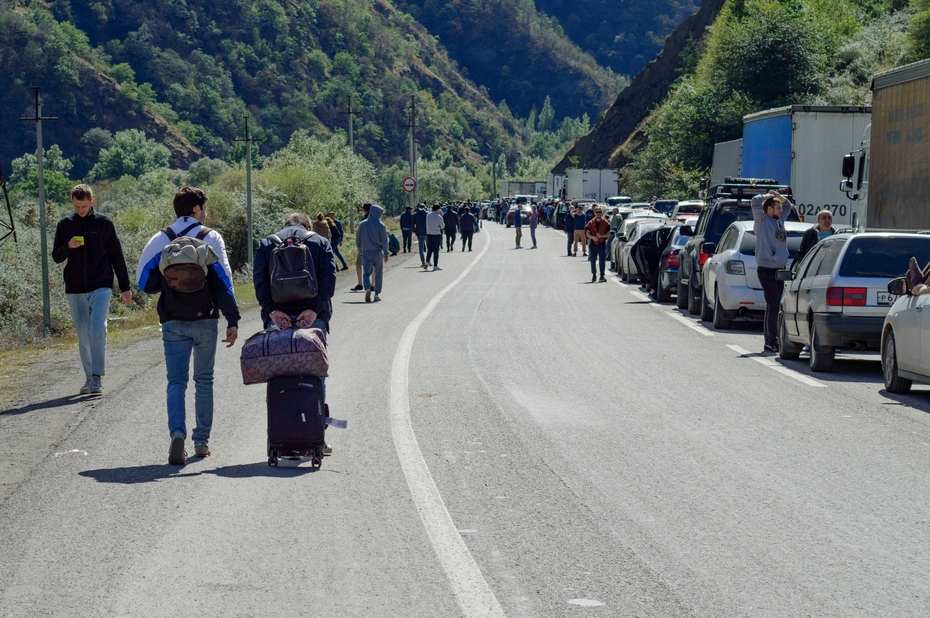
[3,222,930,616]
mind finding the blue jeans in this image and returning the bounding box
[162,319,218,443]
[363,251,384,294]
[67,288,112,377]
[417,235,428,264]
[333,242,349,270]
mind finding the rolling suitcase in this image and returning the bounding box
[266,375,327,468]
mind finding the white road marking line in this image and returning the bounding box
[664,311,716,336]
[389,232,505,618]
[727,344,827,388]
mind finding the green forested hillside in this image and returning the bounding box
[534,0,701,77]
[393,0,628,118]
[1,0,534,176]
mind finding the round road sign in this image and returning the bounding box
[402,176,417,193]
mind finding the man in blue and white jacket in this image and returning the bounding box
[752,190,793,354]
[137,186,240,465]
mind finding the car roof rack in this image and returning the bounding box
[709,178,793,201]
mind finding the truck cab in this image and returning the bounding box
[840,124,870,230]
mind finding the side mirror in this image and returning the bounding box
[775,269,794,282]
[888,277,908,296]
[618,236,628,243]
[841,153,856,178]
[701,242,716,255]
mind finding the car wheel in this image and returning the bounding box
[687,279,702,316]
[656,282,671,303]
[778,312,802,360]
[883,330,913,394]
[712,287,732,330]
[700,284,714,321]
[809,324,835,372]
[676,280,689,309]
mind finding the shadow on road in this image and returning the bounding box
[2,394,98,416]
[79,465,203,484]
[205,462,319,478]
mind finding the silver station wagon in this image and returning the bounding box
[777,233,930,372]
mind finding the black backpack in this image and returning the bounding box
[268,230,319,304]
[160,223,215,321]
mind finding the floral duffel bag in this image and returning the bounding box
[240,326,329,385]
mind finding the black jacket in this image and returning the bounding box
[413,208,428,236]
[400,211,415,230]
[794,226,836,264]
[459,213,478,233]
[253,226,337,327]
[52,209,132,294]
[443,210,459,229]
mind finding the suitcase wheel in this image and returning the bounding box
[312,445,323,469]
[268,446,279,467]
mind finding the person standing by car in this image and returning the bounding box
[794,210,837,263]
[752,191,793,353]
[564,204,576,256]
[513,201,523,249]
[52,183,133,395]
[585,207,610,282]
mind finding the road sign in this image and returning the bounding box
[403,176,417,193]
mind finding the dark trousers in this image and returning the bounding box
[758,267,785,347]
[417,234,428,264]
[402,229,412,252]
[426,234,442,266]
[589,242,606,276]
[566,231,573,255]
[445,229,456,250]
[461,232,473,251]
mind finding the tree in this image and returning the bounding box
[10,145,74,205]
[90,130,171,180]
[537,96,555,133]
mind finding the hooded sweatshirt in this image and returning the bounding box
[356,204,389,258]
[751,194,792,269]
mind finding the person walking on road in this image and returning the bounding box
[513,203,523,248]
[459,205,478,251]
[353,203,372,291]
[400,206,414,253]
[328,211,349,271]
[585,207,610,282]
[414,203,429,268]
[443,206,459,251]
[312,213,331,240]
[356,205,390,302]
[752,190,794,354]
[425,203,444,270]
[572,202,587,256]
[564,204,575,256]
[52,183,133,395]
[529,203,539,249]
[253,212,337,454]
[794,210,837,263]
[136,186,240,465]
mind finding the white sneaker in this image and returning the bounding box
[79,377,93,395]
[433,266,442,271]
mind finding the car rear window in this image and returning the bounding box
[706,206,753,241]
[737,230,806,257]
[838,236,930,278]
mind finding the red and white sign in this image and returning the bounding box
[402,176,417,193]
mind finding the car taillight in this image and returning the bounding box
[699,252,709,265]
[725,260,745,275]
[665,250,679,267]
[826,286,867,306]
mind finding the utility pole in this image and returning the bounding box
[234,116,255,266]
[487,141,497,201]
[0,158,16,246]
[339,95,359,152]
[20,87,57,332]
[408,94,417,210]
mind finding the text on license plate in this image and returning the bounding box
[877,291,896,305]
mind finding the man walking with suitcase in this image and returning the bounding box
[136,187,240,465]
[253,212,338,453]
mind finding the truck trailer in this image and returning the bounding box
[741,105,871,225]
[565,169,619,203]
[710,139,742,188]
[499,181,545,198]
[841,59,930,230]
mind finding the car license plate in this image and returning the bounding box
[877,291,896,305]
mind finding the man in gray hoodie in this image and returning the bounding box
[356,204,389,302]
[752,190,792,353]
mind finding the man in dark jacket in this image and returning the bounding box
[399,206,414,253]
[443,207,459,251]
[137,186,240,464]
[414,203,429,267]
[564,204,576,256]
[459,206,478,251]
[327,211,349,271]
[794,210,837,263]
[53,184,133,396]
